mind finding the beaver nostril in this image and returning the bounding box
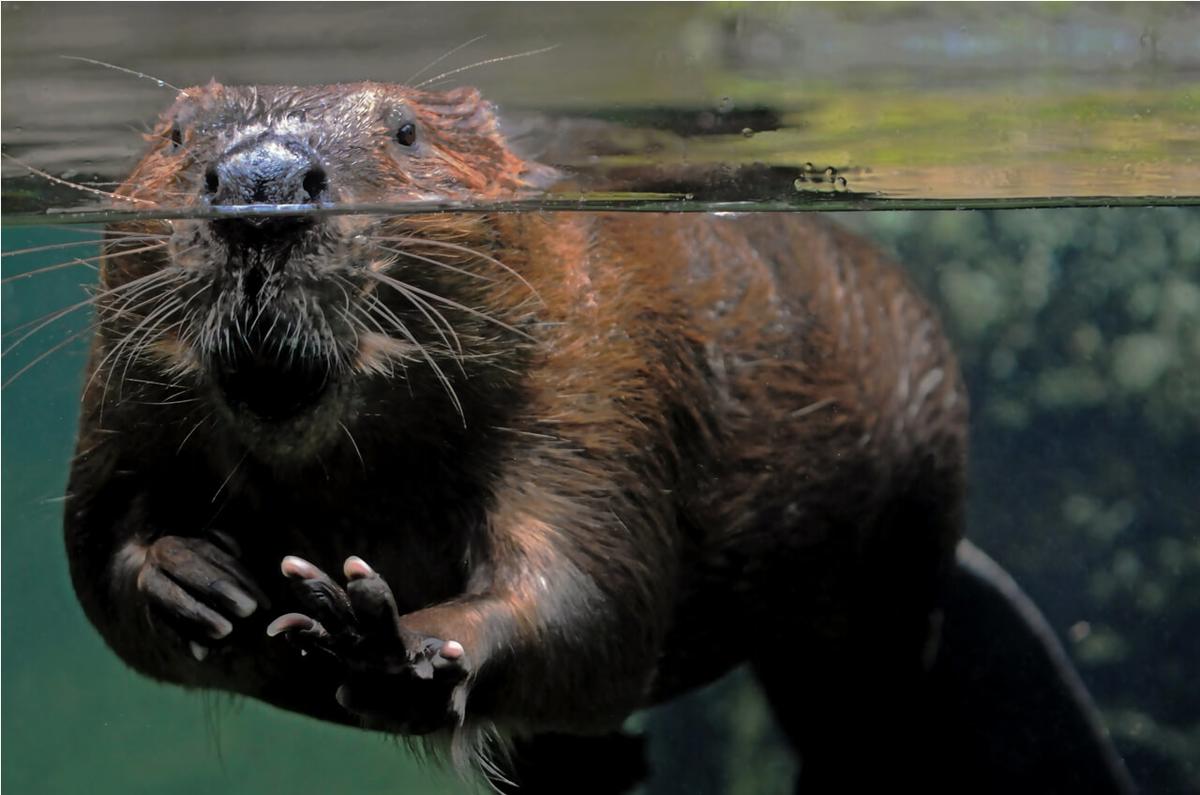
[205,165,220,194]
[302,166,327,203]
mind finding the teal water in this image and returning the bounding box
[3,208,1198,794]
[0,227,464,794]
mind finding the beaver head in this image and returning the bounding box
[95,82,550,456]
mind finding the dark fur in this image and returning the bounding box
[63,82,1128,792]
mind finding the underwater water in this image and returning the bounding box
[3,3,1199,795]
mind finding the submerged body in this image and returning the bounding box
[63,82,1128,792]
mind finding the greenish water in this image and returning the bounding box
[0,225,464,794]
[4,207,1199,794]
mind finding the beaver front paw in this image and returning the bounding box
[267,555,468,734]
[133,533,268,661]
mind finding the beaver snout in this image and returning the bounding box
[205,136,328,249]
[205,135,328,206]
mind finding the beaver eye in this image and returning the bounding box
[169,124,183,150]
[396,122,417,147]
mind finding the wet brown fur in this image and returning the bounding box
[65,81,967,789]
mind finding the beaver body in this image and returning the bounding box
[63,82,1129,793]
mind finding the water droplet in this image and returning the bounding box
[684,193,695,201]
[741,128,754,138]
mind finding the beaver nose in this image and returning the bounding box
[205,136,327,206]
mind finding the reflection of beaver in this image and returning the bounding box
[64,82,1132,793]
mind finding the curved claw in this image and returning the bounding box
[273,553,469,733]
[266,612,321,638]
[280,555,358,634]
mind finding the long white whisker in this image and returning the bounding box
[406,35,488,84]
[60,55,190,96]
[87,271,194,399]
[339,421,366,473]
[1,237,156,260]
[365,270,532,341]
[177,412,213,455]
[414,44,559,89]
[371,235,540,302]
[1,152,156,206]
[1,240,169,285]
[370,266,464,358]
[346,276,464,420]
[4,266,179,354]
[1,327,93,389]
[372,243,496,285]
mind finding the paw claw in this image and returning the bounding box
[190,641,209,661]
[343,555,375,580]
[208,615,233,640]
[212,580,257,617]
[280,555,320,580]
[266,612,315,637]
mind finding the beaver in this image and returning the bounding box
[62,81,1133,793]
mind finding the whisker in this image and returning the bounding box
[60,55,189,96]
[365,270,532,341]
[414,44,559,89]
[85,271,194,397]
[32,224,170,240]
[0,264,178,352]
[110,296,187,398]
[339,421,366,473]
[349,277,463,420]
[372,243,496,284]
[1,153,157,206]
[0,255,98,285]
[370,235,540,302]
[177,412,213,455]
[127,376,191,389]
[134,395,200,407]
[1,239,169,288]
[370,265,464,357]
[211,452,248,504]
[2,326,92,389]
[2,238,111,259]
[406,34,488,84]
[335,273,419,348]
[2,291,98,345]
